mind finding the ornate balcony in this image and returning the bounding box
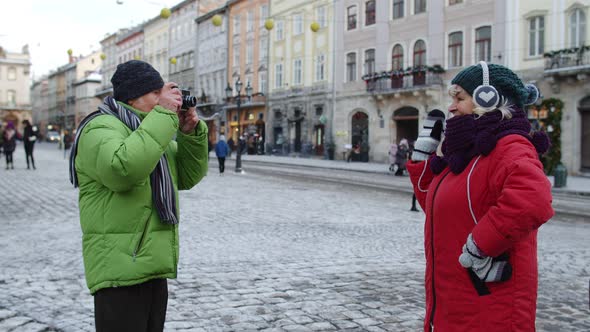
[543,46,590,93]
[363,66,444,95]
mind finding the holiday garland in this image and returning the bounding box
[543,45,589,58]
[362,65,445,82]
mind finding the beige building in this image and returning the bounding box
[333,0,505,162]
[226,0,270,151]
[97,32,119,98]
[507,0,590,175]
[268,0,334,157]
[144,16,170,81]
[0,45,32,131]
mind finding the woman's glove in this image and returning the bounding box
[459,234,512,282]
[412,109,445,161]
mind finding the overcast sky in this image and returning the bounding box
[1,0,178,80]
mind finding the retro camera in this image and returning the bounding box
[181,89,197,110]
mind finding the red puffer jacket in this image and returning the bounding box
[407,135,554,332]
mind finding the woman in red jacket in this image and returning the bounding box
[407,62,554,332]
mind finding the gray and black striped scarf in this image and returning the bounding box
[69,96,178,224]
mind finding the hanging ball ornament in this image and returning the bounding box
[67,49,73,56]
[160,8,171,19]
[170,57,177,65]
[134,55,141,60]
[100,53,106,60]
[264,19,274,31]
[310,22,320,32]
[212,14,222,27]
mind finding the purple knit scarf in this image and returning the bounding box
[430,107,550,174]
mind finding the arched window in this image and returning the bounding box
[448,32,463,68]
[570,9,586,48]
[413,40,426,67]
[392,44,404,70]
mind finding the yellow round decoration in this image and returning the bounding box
[100,53,106,60]
[134,55,141,60]
[310,22,320,32]
[160,8,171,19]
[170,57,177,65]
[264,19,274,31]
[67,49,73,56]
[212,14,222,27]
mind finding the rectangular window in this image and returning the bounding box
[233,15,240,35]
[364,49,375,74]
[259,71,267,94]
[247,11,253,32]
[475,26,492,62]
[293,13,303,35]
[315,54,325,81]
[393,0,404,19]
[569,9,586,48]
[528,16,545,56]
[346,53,357,82]
[7,67,16,80]
[275,63,283,88]
[246,44,253,64]
[276,21,284,40]
[347,6,357,30]
[259,38,268,61]
[7,90,16,106]
[365,1,376,26]
[293,59,302,85]
[260,5,268,27]
[233,45,240,66]
[317,6,327,28]
[415,0,426,14]
[448,32,463,67]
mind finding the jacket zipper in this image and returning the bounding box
[428,170,451,331]
[133,211,152,262]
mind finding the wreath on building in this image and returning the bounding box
[535,98,564,175]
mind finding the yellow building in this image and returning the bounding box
[267,0,334,157]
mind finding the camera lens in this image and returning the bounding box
[182,95,197,109]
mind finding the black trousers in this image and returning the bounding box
[218,157,226,173]
[25,144,35,168]
[94,278,168,332]
[5,152,13,166]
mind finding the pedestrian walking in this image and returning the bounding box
[22,120,38,170]
[69,60,209,332]
[2,121,19,170]
[407,62,554,332]
[215,134,229,175]
[227,136,235,157]
[388,140,398,172]
[394,138,409,176]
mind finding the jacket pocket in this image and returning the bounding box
[132,207,153,261]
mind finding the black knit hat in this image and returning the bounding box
[451,63,529,109]
[111,60,164,103]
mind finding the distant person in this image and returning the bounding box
[215,135,229,175]
[2,121,19,170]
[388,140,398,172]
[69,60,208,332]
[22,120,38,170]
[407,62,553,331]
[394,138,409,176]
[227,136,235,157]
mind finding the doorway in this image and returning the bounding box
[351,111,369,162]
[393,107,419,144]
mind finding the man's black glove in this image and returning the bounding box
[412,109,445,161]
[459,234,512,282]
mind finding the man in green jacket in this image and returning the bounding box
[69,60,208,331]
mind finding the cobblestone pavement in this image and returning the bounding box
[0,144,588,331]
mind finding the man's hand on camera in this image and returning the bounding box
[177,107,200,134]
[159,82,182,112]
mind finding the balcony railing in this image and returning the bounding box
[544,46,590,71]
[363,69,444,94]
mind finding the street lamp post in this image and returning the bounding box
[226,77,252,173]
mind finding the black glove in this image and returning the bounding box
[459,234,512,282]
[412,109,445,161]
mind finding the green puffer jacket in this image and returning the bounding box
[74,103,208,294]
